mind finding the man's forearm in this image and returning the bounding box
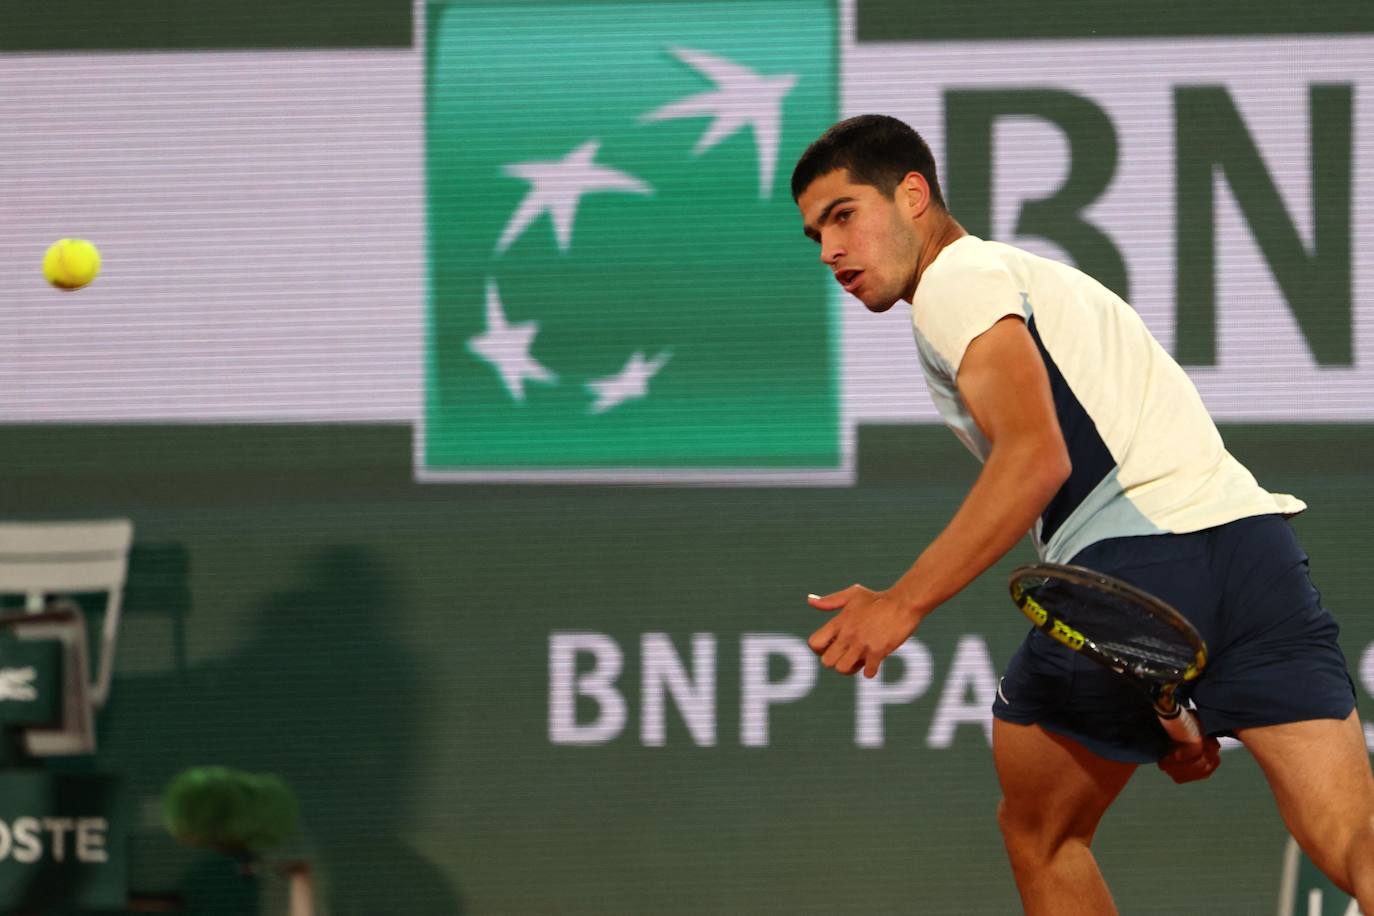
[889,442,1068,618]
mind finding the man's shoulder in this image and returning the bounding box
[930,234,1002,268]
[916,237,1021,307]
[925,235,1021,280]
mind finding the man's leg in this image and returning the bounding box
[1237,711,1374,909]
[993,717,1136,916]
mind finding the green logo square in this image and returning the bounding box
[423,0,839,482]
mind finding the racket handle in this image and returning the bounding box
[1155,702,1204,745]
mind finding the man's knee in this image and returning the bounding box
[1295,811,1374,897]
[998,795,1094,864]
[996,797,1022,839]
[1336,814,1374,896]
[999,796,1054,863]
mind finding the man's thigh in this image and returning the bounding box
[993,718,1136,849]
[1237,711,1374,881]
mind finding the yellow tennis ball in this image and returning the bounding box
[43,238,102,290]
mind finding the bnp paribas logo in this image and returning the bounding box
[421,0,841,483]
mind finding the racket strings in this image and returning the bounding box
[1026,579,1198,679]
[1092,638,1193,671]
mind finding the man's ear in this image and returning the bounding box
[900,172,930,217]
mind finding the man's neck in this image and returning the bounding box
[907,214,968,300]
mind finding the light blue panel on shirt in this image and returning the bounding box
[1043,467,1167,563]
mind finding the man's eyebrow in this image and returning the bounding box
[802,196,856,241]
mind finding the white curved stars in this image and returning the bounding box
[587,350,671,414]
[496,140,652,254]
[468,280,558,402]
[641,48,798,198]
[478,46,787,416]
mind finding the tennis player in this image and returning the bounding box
[793,114,1372,914]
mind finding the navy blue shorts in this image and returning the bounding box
[992,514,1357,763]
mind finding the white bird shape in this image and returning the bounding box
[467,279,558,402]
[496,140,652,254]
[641,48,798,198]
[587,350,672,414]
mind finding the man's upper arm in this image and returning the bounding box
[956,315,1067,458]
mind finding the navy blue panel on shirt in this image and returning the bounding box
[1026,317,1117,542]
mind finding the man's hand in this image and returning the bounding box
[807,585,923,678]
[1157,735,1222,784]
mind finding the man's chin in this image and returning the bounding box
[863,295,898,314]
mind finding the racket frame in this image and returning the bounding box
[1008,563,1208,745]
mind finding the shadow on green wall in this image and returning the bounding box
[113,545,465,915]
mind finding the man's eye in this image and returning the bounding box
[835,210,851,223]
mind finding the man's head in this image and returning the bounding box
[792,115,947,312]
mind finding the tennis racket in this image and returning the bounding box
[1008,563,1208,746]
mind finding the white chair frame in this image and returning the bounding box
[0,519,134,754]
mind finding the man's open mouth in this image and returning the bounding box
[837,268,863,292]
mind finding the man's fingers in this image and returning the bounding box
[808,620,837,655]
[805,585,884,674]
[1201,736,1221,765]
[1164,744,1202,764]
[821,639,849,669]
[807,586,858,612]
[1158,735,1223,784]
[819,638,867,676]
[835,644,865,676]
[1165,735,1219,764]
[1162,757,1220,784]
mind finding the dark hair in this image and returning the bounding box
[790,114,945,207]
